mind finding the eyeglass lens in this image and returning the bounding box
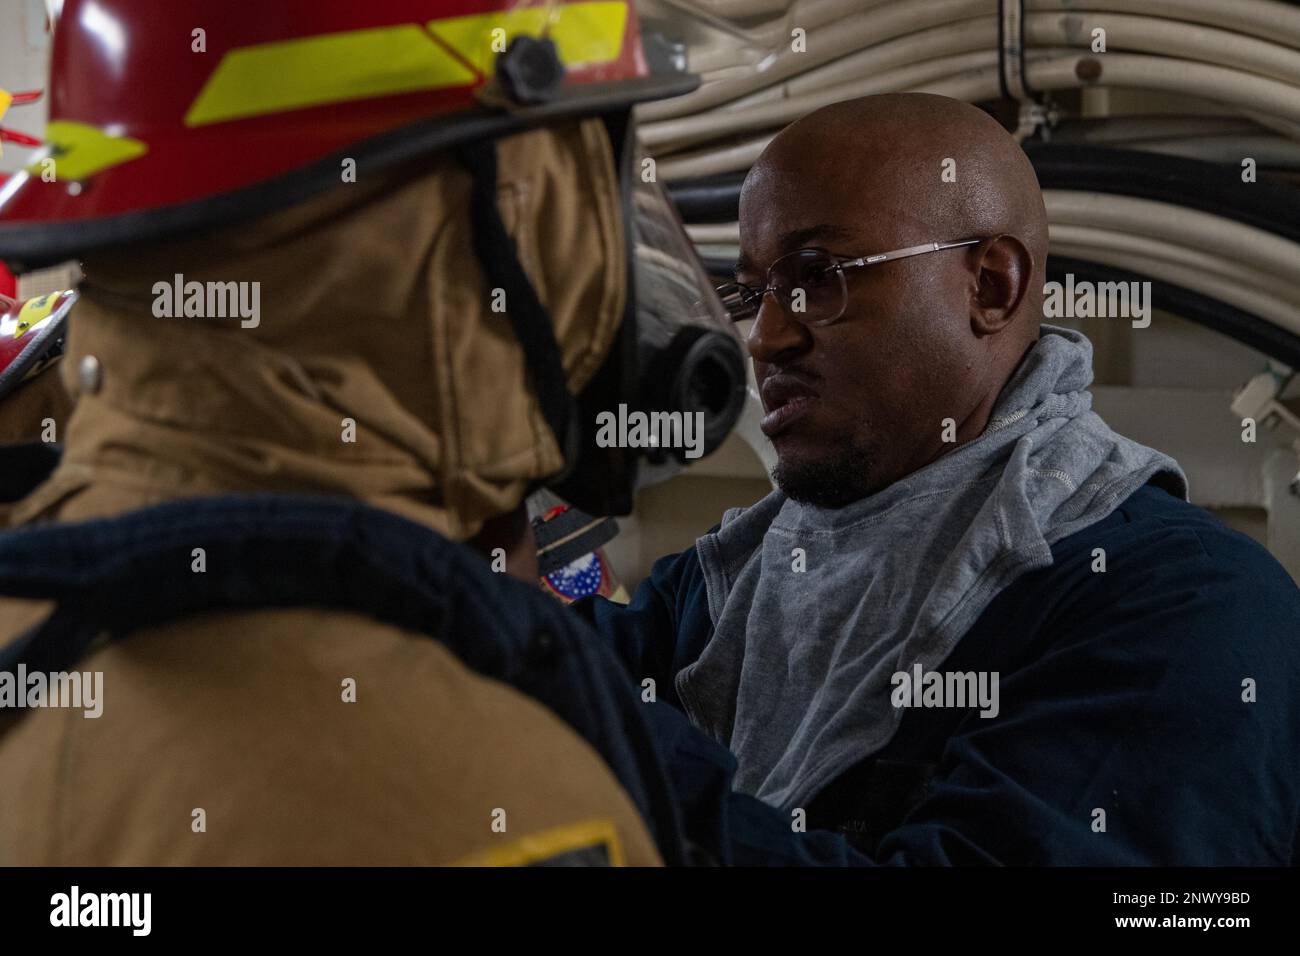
[720,250,847,324]
[770,249,845,323]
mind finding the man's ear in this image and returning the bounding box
[970,234,1032,335]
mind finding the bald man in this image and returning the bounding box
[582,94,1300,865]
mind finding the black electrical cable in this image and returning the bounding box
[670,147,1300,244]
[668,174,746,223]
[1026,144,1300,245]
[1048,255,1300,369]
[701,256,737,282]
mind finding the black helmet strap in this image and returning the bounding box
[456,138,578,470]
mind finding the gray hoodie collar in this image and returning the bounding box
[682,325,1187,808]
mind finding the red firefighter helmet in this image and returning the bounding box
[0,0,694,267]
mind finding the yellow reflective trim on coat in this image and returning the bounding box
[184,24,478,127]
[451,818,625,866]
[25,122,147,181]
[428,1,628,76]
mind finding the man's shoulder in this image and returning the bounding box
[982,481,1300,666]
[1053,482,1293,588]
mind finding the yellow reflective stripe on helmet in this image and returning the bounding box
[184,24,478,128]
[13,292,66,336]
[184,2,629,128]
[450,818,626,867]
[428,1,628,77]
[26,121,147,181]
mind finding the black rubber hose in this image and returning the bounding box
[1026,144,1300,245]
[670,146,1300,244]
[1048,255,1300,369]
[669,174,746,223]
[701,255,737,282]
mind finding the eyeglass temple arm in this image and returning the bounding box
[844,238,983,268]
